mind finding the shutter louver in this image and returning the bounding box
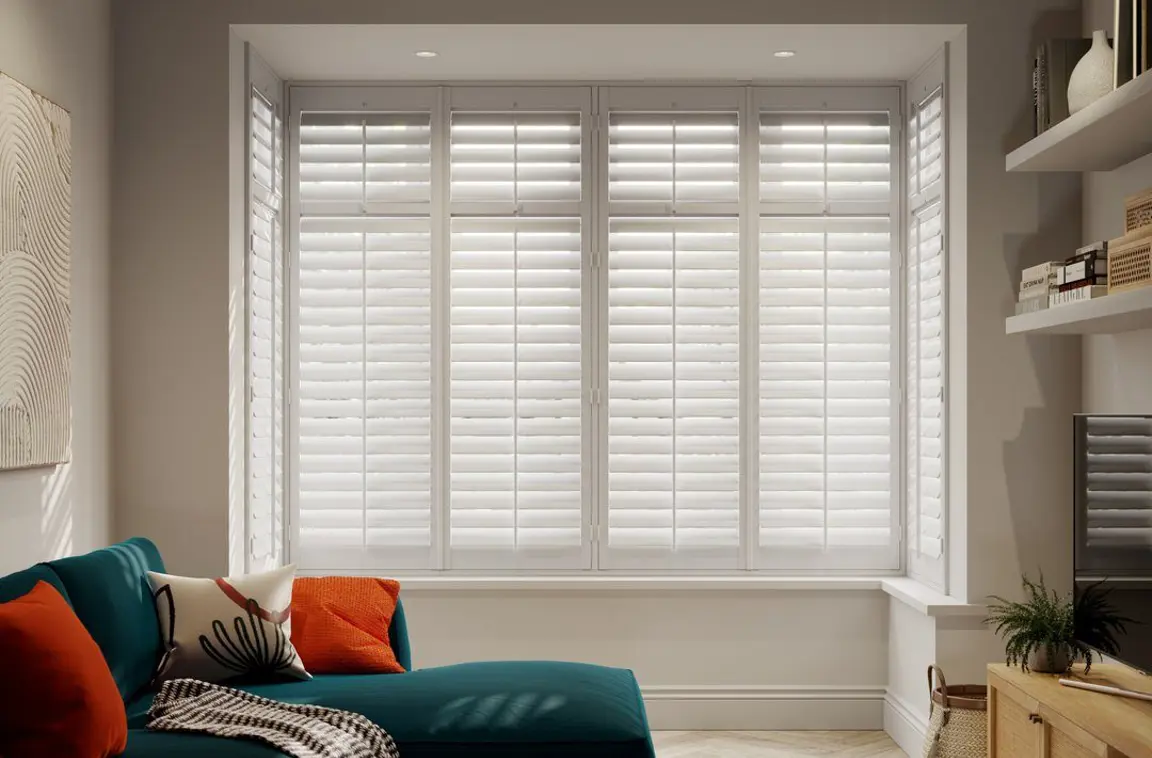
[249,90,283,571]
[448,109,585,568]
[907,87,946,577]
[296,112,433,569]
[605,109,741,568]
[757,111,895,569]
[1077,416,1152,572]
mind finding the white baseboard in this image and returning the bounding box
[883,691,929,756]
[641,685,886,731]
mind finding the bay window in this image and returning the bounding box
[274,83,928,574]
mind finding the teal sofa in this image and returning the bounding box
[0,538,655,758]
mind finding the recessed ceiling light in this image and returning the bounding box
[774,50,797,59]
[414,50,438,58]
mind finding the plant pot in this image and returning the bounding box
[1028,647,1071,674]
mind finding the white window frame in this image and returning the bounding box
[284,83,910,576]
[905,53,948,590]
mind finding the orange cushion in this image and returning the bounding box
[0,581,128,758]
[291,577,405,674]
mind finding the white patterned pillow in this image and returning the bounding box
[147,564,310,684]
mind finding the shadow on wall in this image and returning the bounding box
[1000,181,1082,598]
[0,462,73,572]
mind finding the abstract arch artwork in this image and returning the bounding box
[0,72,71,470]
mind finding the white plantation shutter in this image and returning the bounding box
[294,110,434,569]
[1076,416,1152,573]
[249,88,284,572]
[757,108,897,570]
[449,217,584,565]
[907,77,946,584]
[603,107,741,569]
[285,85,908,574]
[450,112,581,206]
[448,107,586,568]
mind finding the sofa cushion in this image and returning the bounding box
[127,660,654,758]
[48,537,166,701]
[0,581,128,758]
[0,563,70,604]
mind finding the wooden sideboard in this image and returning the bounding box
[988,663,1152,757]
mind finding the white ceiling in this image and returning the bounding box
[234,24,962,82]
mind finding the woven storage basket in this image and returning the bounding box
[923,665,987,758]
[1125,188,1152,234]
[1108,230,1152,294]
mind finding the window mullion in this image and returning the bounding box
[739,86,759,571]
[433,88,451,570]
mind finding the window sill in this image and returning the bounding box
[384,574,985,618]
[387,575,885,592]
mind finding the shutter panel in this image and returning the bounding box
[1076,416,1152,572]
[448,109,585,568]
[757,111,896,570]
[299,113,432,209]
[608,112,740,207]
[449,217,584,566]
[907,86,946,581]
[295,111,434,569]
[604,109,741,568]
[450,112,581,205]
[908,203,944,561]
[249,90,283,572]
[759,113,891,207]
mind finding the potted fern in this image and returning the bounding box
[985,575,1129,674]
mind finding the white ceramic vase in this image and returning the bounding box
[1068,30,1115,115]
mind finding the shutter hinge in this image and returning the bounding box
[590,250,601,270]
[589,388,602,406]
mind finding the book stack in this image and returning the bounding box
[1052,241,1109,306]
[1017,261,1062,315]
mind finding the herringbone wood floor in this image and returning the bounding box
[652,731,908,757]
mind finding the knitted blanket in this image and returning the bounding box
[147,678,400,758]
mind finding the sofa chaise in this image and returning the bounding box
[0,538,655,758]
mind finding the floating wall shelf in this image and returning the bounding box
[1005,287,1152,335]
[1006,72,1152,172]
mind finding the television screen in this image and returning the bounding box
[1074,414,1152,672]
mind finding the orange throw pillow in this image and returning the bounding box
[0,581,128,758]
[291,577,405,674]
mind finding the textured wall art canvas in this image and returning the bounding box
[0,72,71,470]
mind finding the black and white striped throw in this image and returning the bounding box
[147,678,400,758]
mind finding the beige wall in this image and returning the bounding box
[0,0,112,574]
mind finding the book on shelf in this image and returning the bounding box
[1016,296,1051,316]
[1061,256,1108,286]
[1050,285,1109,307]
[1076,240,1109,257]
[1034,38,1091,134]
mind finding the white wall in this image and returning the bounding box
[110,0,1081,730]
[0,0,112,574]
[1081,2,1152,415]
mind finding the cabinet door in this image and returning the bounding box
[990,683,1042,758]
[1040,711,1111,758]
